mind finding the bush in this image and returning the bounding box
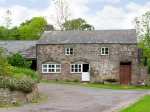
[9,76,36,93]
[8,53,32,68]
[12,67,40,82]
[0,49,38,93]
[0,48,12,76]
[0,76,36,93]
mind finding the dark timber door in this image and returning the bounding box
[120,62,131,85]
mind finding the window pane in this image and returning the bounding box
[78,68,81,72]
[70,48,73,54]
[105,51,108,54]
[71,68,74,72]
[66,51,69,54]
[48,69,52,72]
[56,69,60,72]
[71,65,74,69]
[49,69,55,72]
[102,48,104,51]
[105,48,109,54]
[57,65,61,68]
[75,64,78,68]
[78,64,81,68]
[43,64,47,68]
[67,48,69,52]
[43,69,47,72]
[75,69,78,72]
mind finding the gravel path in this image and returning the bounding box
[0,83,149,112]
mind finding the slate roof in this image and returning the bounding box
[20,46,36,59]
[38,29,137,44]
[0,41,37,59]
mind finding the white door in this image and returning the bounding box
[82,64,90,81]
[82,72,90,81]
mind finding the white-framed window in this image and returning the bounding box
[65,48,74,55]
[101,47,109,55]
[70,64,82,73]
[42,64,61,73]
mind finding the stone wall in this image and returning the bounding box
[37,43,140,84]
[0,86,39,105]
[139,66,149,83]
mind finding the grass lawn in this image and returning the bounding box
[42,80,150,90]
[120,95,150,112]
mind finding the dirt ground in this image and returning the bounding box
[0,83,148,112]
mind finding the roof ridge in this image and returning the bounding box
[44,29,136,33]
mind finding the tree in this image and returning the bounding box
[136,12,150,57]
[9,27,20,40]
[4,9,12,29]
[53,0,70,30]
[0,9,12,40]
[0,26,9,40]
[0,16,50,40]
[18,17,48,40]
[62,18,95,31]
[136,11,150,68]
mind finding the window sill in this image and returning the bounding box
[70,72,82,74]
[100,54,109,56]
[42,72,61,74]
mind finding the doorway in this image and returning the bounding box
[82,64,90,82]
[120,62,131,85]
[30,59,37,70]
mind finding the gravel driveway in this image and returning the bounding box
[0,83,149,112]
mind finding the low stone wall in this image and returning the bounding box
[0,86,39,105]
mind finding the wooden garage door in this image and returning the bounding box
[120,62,131,85]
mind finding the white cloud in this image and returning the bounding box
[87,6,126,29]
[0,0,150,29]
[86,1,150,29]
[94,0,120,4]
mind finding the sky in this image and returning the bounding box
[0,0,150,29]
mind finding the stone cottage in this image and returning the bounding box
[36,29,142,85]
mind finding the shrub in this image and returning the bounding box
[12,67,40,82]
[0,48,12,76]
[9,76,36,93]
[0,76,36,93]
[8,53,32,68]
